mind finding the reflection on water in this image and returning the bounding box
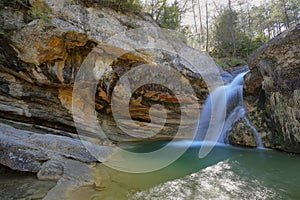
[0,166,56,200]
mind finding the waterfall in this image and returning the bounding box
[244,117,264,148]
[196,70,263,148]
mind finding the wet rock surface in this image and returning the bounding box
[227,117,257,147]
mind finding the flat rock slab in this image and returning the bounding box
[0,122,112,180]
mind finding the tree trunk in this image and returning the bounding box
[205,0,209,52]
[282,0,290,29]
[192,0,198,33]
[197,0,204,43]
[228,0,236,56]
[155,0,166,21]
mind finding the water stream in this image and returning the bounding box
[244,114,264,147]
[197,70,263,147]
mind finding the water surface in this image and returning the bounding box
[90,141,300,200]
[1,141,300,200]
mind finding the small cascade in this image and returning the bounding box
[196,70,263,148]
[244,117,264,148]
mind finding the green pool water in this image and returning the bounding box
[90,141,300,200]
[1,141,300,200]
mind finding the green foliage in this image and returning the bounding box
[28,9,51,23]
[146,0,181,30]
[211,9,239,57]
[214,57,246,69]
[157,1,180,30]
[73,0,142,14]
[116,0,142,13]
[0,0,50,22]
[0,25,4,35]
[211,6,270,60]
[180,26,193,38]
[204,0,299,63]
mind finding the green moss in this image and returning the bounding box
[27,9,51,23]
[122,19,140,29]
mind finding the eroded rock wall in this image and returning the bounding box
[244,24,300,152]
[0,0,213,142]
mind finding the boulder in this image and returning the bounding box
[227,118,257,147]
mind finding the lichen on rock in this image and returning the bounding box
[244,24,300,153]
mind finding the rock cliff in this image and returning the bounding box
[242,24,300,152]
[0,3,232,197]
[0,0,218,196]
[0,0,218,144]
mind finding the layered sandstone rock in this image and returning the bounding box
[0,0,226,149]
[0,1,238,198]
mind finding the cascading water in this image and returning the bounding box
[196,70,263,148]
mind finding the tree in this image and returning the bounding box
[290,0,300,25]
[191,0,198,33]
[211,8,239,57]
[197,0,204,44]
[228,0,237,56]
[145,0,185,30]
[158,1,181,30]
[205,0,209,52]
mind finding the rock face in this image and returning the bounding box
[0,0,218,143]
[0,120,112,177]
[0,119,114,199]
[244,24,300,153]
[0,1,223,197]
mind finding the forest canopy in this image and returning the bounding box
[144,0,300,65]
